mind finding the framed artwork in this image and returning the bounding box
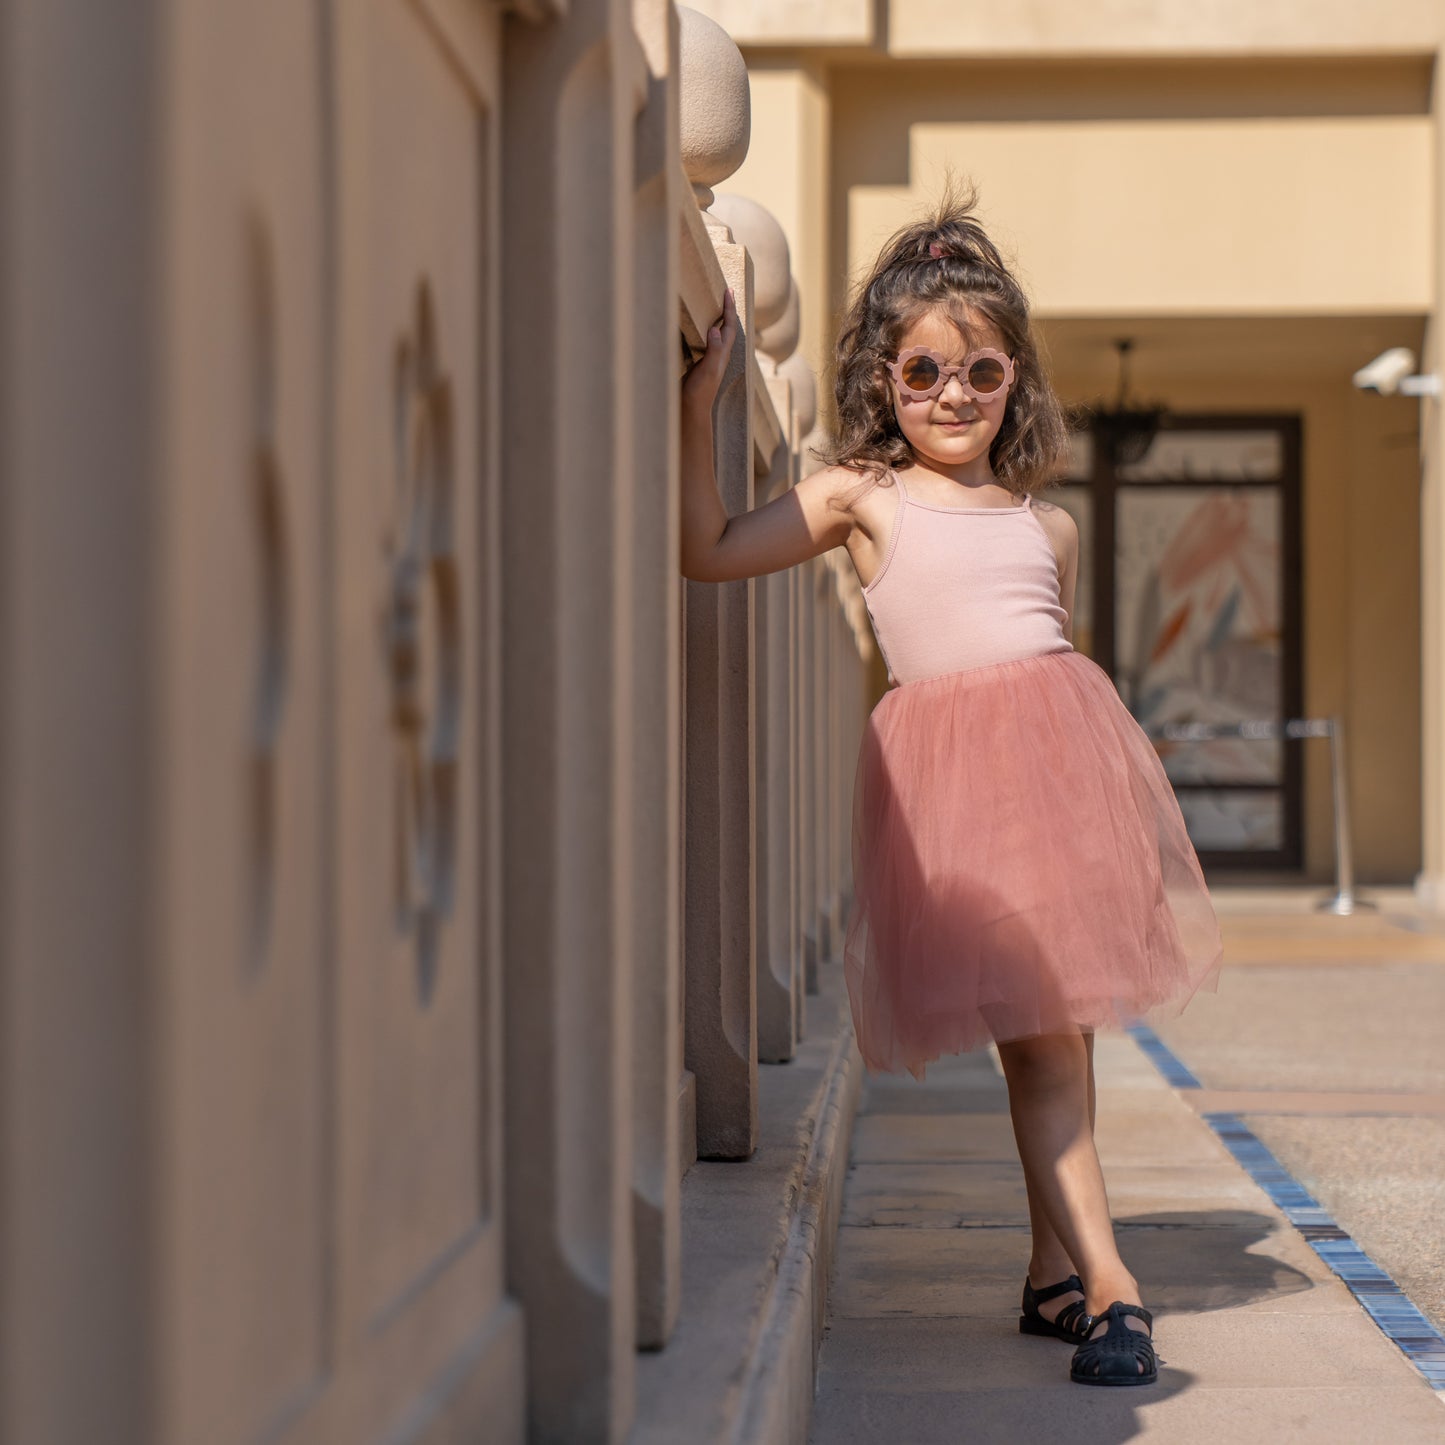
[1052,416,1304,870]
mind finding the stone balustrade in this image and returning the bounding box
[0,2,868,1443]
[675,0,868,1150]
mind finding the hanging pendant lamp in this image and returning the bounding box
[1073,338,1170,468]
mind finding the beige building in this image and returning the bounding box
[1,3,1441,1444]
[705,0,1443,896]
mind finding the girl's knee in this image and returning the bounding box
[998,1031,1088,1093]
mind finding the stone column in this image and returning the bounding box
[823,581,838,961]
[815,559,835,964]
[628,0,684,1350]
[806,558,830,981]
[500,0,642,1437]
[678,6,758,1158]
[806,561,818,986]
[0,8,160,1442]
[753,383,797,1061]
[780,350,817,1030]
[828,573,850,950]
[834,562,871,927]
[720,246,801,1064]
[795,560,816,996]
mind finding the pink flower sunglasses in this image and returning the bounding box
[886,345,1016,403]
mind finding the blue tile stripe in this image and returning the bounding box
[1128,1023,1445,1391]
[1126,1022,1205,1089]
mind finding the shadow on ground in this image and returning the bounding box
[1117,1209,1318,1316]
[814,1029,1334,1443]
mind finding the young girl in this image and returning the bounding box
[679,186,1224,1387]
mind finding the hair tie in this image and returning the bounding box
[927,241,947,259]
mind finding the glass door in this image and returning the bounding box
[1053,416,1304,870]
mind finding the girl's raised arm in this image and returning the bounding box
[680,289,854,584]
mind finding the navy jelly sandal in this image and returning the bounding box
[1069,1301,1158,1386]
[1019,1273,1093,1343]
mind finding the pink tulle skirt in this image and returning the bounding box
[843,648,1224,1081]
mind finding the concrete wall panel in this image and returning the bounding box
[329,0,511,1436]
[159,2,332,1438]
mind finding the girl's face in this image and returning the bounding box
[886,308,1012,471]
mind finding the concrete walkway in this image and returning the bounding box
[1157,885,1445,1337]
[809,1021,1445,1441]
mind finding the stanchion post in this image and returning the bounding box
[1315,712,1377,915]
[1152,714,1375,914]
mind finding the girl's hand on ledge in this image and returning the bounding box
[681,287,737,416]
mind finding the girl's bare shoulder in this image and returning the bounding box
[1028,493,1078,541]
[798,461,871,494]
[802,462,894,518]
[805,466,902,559]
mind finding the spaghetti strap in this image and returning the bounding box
[890,468,909,500]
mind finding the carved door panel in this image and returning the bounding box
[160,1,518,1440]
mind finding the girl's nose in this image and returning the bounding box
[939,371,969,404]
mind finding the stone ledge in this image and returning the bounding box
[633,962,863,1445]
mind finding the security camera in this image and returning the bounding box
[1352,347,1441,397]
[1352,348,1416,395]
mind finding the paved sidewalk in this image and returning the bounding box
[809,1023,1445,1442]
[1159,885,1445,1336]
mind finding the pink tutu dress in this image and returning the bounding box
[844,470,1224,1080]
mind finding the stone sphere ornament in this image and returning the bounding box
[706,192,791,331]
[758,276,800,364]
[678,7,751,207]
[777,350,817,435]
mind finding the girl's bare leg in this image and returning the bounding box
[997,1031,1150,1363]
[1017,1032,1094,1323]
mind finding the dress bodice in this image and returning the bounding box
[859,471,1073,685]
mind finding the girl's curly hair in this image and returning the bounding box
[819,178,1073,500]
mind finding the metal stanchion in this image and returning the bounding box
[1145,714,1374,915]
[1317,713,1376,915]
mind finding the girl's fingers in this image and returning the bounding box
[682,288,738,398]
[707,313,733,359]
[715,288,735,327]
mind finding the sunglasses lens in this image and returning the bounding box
[968,357,1007,394]
[900,355,940,393]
